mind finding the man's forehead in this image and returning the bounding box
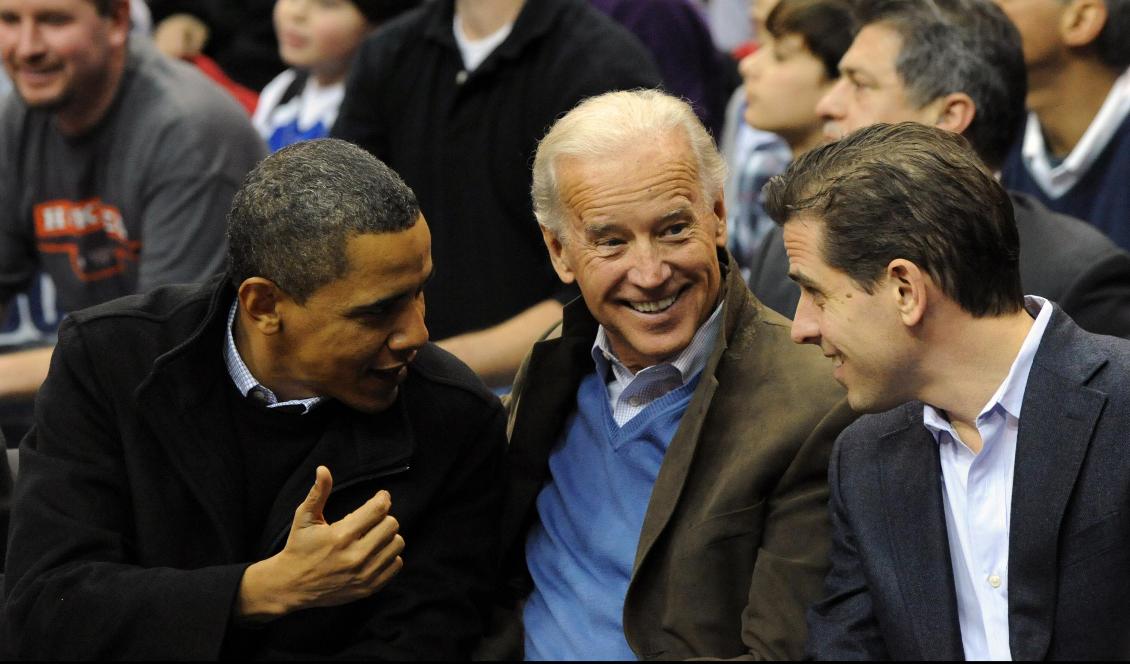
[556,138,703,223]
[783,214,828,260]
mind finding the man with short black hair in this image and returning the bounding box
[771,121,1130,660]
[5,139,506,659]
[747,0,1130,338]
[997,0,1130,246]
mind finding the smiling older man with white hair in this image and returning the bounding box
[489,89,856,660]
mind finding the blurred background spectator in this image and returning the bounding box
[254,0,421,151]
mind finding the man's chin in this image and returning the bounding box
[344,387,399,414]
[15,87,68,112]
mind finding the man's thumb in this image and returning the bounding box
[296,465,332,526]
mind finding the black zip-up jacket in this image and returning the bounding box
[4,276,507,659]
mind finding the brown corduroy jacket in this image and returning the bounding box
[496,255,858,659]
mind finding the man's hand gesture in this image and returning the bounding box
[237,466,405,621]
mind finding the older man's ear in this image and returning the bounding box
[712,190,728,248]
[540,224,577,284]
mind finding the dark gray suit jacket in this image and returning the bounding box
[749,192,1130,338]
[806,307,1130,660]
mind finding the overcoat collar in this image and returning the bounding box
[132,276,416,558]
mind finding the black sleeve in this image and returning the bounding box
[4,320,248,659]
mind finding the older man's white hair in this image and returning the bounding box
[531,89,727,237]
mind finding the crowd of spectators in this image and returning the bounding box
[0,0,1128,659]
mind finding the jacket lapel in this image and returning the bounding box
[501,301,600,550]
[1007,310,1106,660]
[878,405,964,660]
[631,260,740,572]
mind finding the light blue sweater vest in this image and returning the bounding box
[522,369,701,661]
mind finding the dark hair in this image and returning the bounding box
[227,138,420,302]
[764,122,1023,317]
[1096,0,1130,68]
[90,0,115,16]
[766,0,859,80]
[856,0,1027,170]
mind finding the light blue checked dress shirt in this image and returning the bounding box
[223,300,323,414]
[591,300,724,426]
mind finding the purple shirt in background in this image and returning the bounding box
[589,0,740,138]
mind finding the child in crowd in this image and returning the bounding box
[254,0,417,151]
[724,0,856,276]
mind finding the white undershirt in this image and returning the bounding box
[452,13,514,72]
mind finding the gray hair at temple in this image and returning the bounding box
[855,0,1027,170]
[227,138,420,302]
[531,89,727,237]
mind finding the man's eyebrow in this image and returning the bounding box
[788,270,823,294]
[346,268,435,315]
[658,207,694,224]
[842,65,876,83]
[584,223,618,236]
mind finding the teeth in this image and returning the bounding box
[629,293,678,313]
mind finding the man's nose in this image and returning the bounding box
[627,244,672,289]
[790,294,822,346]
[14,20,46,61]
[815,77,848,121]
[389,296,429,354]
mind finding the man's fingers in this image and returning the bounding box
[371,554,404,592]
[335,489,392,538]
[294,465,333,527]
[356,513,400,556]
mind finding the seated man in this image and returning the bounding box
[0,0,266,404]
[997,0,1130,248]
[497,89,856,659]
[769,122,1130,659]
[747,0,1130,338]
[5,139,506,659]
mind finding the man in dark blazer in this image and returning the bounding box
[490,89,856,660]
[4,140,506,659]
[767,121,1130,660]
[747,0,1130,338]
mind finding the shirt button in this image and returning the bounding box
[988,575,1002,588]
[628,397,643,407]
[455,70,469,85]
